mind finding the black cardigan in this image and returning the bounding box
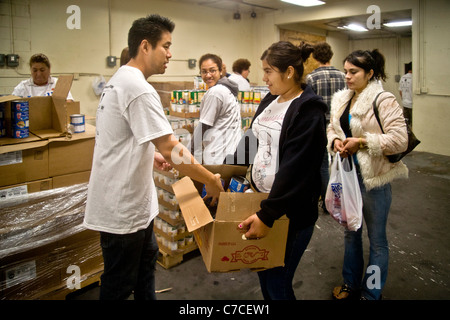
[225,85,327,230]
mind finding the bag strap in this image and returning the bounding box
[372,91,386,134]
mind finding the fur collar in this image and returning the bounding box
[331,81,384,117]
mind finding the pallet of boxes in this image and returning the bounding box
[0,75,103,300]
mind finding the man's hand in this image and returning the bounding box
[154,152,172,171]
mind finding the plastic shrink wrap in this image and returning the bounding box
[0,183,103,300]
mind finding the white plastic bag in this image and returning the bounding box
[92,75,106,96]
[325,154,363,231]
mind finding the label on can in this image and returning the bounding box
[13,127,29,139]
[70,114,85,125]
[12,101,29,112]
[228,176,249,193]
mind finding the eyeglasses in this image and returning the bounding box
[200,69,218,76]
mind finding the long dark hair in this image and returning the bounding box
[344,49,387,81]
[261,41,314,88]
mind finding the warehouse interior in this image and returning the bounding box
[0,0,449,304]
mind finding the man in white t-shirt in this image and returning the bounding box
[399,62,413,126]
[84,15,224,300]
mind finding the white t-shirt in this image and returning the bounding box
[197,84,242,164]
[84,66,173,234]
[251,94,300,192]
[228,73,251,91]
[12,76,74,100]
[399,72,412,108]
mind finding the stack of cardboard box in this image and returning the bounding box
[0,76,102,300]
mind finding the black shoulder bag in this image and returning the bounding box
[372,91,421,163]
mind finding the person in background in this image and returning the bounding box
[221,63,231,77]
[228,41,327,300]
[120,47,131,66]
[12,53,74,101]
[399,62,413,127]
[306,42,346,214]
[189,54,242,164]
[328,49,408,300]
[228,58,251,91]
[84,14,224,300]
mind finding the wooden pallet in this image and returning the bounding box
[157,242,199,269]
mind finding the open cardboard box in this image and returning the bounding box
[171,165,289,272]
[0,74,79,142]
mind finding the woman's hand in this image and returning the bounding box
[343,137,363,156]
[237,214,271,239]
[333,139,349,158]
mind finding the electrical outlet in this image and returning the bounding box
[106,56,117,67]
[6,54,19,67]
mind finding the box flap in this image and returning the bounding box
[0,133,42,148]
[216,192,269,221]
[0,95,21,103]
[0,139,49,154]
[49,124,95,143]
[52,74,73,100]
[203,165,247,186]
[172,176,213,232]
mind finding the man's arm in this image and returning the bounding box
[153,133,224,205]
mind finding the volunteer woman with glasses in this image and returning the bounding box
[190,54,242,164]
[227,41,328,300]
[328,49,408,300]
[12,53,74,100]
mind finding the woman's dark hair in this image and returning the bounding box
[199,53,223,72]
[128,14,175,59]
[29,53,50,68]
[261,41,314,88]
[232,58,251,74]
[344,49,387,81]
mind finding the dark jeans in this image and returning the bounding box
[99,221,159,300]
[257,224,314,300]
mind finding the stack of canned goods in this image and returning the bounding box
[0,102,6,138]
[11,101,29,139]
[171,90,205,113]
[238,91,261,113]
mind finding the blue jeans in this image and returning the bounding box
[342,167,392,300]
[257,224,314,300]
[99,221,159,300]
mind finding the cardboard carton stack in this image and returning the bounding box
[0,76,101,300]
[153,168,198,268]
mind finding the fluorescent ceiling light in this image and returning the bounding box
[342,23,368,32]
[383,20,412,27]
[281,0,325,7]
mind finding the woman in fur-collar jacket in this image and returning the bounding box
[327,49,408,300]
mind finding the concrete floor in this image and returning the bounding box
[68,151,450,301]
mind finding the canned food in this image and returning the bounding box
[228,176,249,193]
[13,127,29,139]
[70,114,85,133]
[12,100,29,112]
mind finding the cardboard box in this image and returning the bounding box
[172,165,289,272]
[0,74,77,141]
[52,171,91,189]
[0,140,49,188]
[0,178,52,200]
[48,124,95,177]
